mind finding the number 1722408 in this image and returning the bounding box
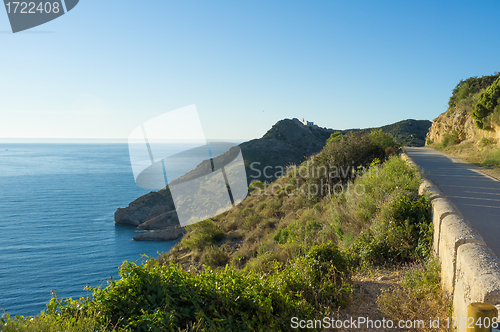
[5,2,60,14]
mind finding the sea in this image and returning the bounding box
[0,140,230,317]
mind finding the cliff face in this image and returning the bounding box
[426,108,499,144]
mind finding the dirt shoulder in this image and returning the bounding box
[333,267,404,332]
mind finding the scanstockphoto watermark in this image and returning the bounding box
[3,0,79,33]
[291,316,442,330]
[291,316,500,330]
[248,161,379,198]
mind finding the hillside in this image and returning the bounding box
[115,117,431,241]
[374,119,431,147]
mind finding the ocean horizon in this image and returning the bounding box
[0,141,241,317]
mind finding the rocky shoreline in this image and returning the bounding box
[114,189,185,241]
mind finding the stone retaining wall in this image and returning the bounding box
[403,153,500,332]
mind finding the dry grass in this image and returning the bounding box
[429,140,500,179]
[377,259,451,332]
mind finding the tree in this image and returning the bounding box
[472,76,500,129]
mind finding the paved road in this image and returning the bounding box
[405,147,500,258]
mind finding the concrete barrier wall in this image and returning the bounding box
[403,153,500,332]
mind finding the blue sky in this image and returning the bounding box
[1,0,499,140]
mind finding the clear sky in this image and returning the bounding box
[1,0,499,140]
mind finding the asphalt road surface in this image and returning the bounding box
[405,147,500,258]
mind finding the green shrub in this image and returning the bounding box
[369,129,399,151]
[448,73,500,109]
[243,213,261,229]
[248,180,265,193]
[483,150,500,168]
[348,192,432,266]
[267,243,353,309]
[306,131,387,198]
[326,131,342,144]
[305,242,350,284]
[182,219,225,250]
[274,209,324,252]
[44,261,316,332]
[0,310,108,332]
[273,227,290,244]
[441,130,460,148]
[479,137,494,147]
[472,76,500,129]
[202,245,229,267]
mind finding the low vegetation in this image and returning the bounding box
[378,258,451,332]
[2,130,450,331]
[446,72,500,130]
[430,139,500,176]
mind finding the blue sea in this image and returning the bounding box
[0,142,191,317]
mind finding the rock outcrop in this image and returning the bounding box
[426,108,499,145]
[115,191,176,226]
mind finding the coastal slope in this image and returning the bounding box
[115,117,431,241]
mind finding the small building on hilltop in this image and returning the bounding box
[301,118,315,126]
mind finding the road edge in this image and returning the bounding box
[401,151,500,331]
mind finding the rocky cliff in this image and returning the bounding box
[116,117,431,241]
[426,108,499,145]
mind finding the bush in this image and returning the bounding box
[449,73,500,109]
[248,180,264,193]
[369,129,399,151]
[243,213,261,229]
[305,131,387,198]
[0,310,108,332]
[44,261,316,332]
[479,137,494,147]
[305,242,350,284]
[441,130,460,148]
[273,227,290,244]
[472,76,500,129]
[326,131,341,144]
[348,192,432,266]
[202,245,229,267]
[182,219,225,250]
[483,150,500,168]
[268,243,353,309]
